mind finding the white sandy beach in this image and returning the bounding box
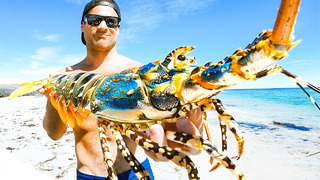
[0,96,319,180]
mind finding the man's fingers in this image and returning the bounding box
[186,108,203,132]
[162,108,203,135]
[177,118,200,136]
[161,121,178,132]
[149,124,169,162]
[38,87,50,98]
[146,108,205,161]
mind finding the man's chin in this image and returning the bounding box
[92,43,115,51]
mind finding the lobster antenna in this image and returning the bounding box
[281,68,320,93]
[294,81,320,111]
[280,68,320,111]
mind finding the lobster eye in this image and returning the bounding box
[178,55,186,61]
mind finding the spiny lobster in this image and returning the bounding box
[9,0,320,179]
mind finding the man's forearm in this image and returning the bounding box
[43,100,68,140]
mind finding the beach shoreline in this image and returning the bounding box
[0,94,319,179]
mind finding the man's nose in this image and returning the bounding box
[97,20,109,29]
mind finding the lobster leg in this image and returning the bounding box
[201,99,245,160]
[213,99,244,159]
[218,119,228,155]
[201,112,218,168]
[202,138,245,180]
[205,116,227,172]
[113,130,151,180]
[201,112,213,143]
[125,129,200,180]
[165,131,245,180]
[98,122,118,180]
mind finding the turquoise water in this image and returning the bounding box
[213,87,320,131]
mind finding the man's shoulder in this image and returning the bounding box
[117,54,143,68]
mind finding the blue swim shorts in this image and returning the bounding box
[77,158,155,180]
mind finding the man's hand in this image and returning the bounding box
[148,108,203,161]
[38,87,50,98]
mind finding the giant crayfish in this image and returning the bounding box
[9,0,320,179]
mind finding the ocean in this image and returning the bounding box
[0,85,38,98]
[213,87,320,132]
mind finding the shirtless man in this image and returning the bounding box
[40,0,203,179]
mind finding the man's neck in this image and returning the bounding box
[84,46,118,70]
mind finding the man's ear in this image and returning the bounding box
[116,25,120,35]
[81,22,84,32]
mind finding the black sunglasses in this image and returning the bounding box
[84,14,120,28]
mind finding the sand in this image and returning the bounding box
[0,96,319,179]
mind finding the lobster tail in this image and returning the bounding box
[9,73,105,128]
[8,79,48,100]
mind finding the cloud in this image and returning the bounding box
[41,34,60,43]
[63,0,87,5]
[30,47,61,61]
[0,78,26,84]
[34,33,60,43]
[165,0,215,16]
[0,67,58,84]
[21,67,62,75]
[30,61,40,69]
[118,0,215,44]
[119,1,163,42]
[281,60,310,66]
[28,46,85,69]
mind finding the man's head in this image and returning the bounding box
[81,0,121,46]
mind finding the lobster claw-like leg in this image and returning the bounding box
[201,99,245,166]
[113,130,151,180]
[200,99,245,171]
[166,131,245,180]
[212,99,245,159]
[125,129,200,180]
[98,122,118,180]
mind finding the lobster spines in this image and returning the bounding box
[183,32,269,92]
[191,32,290,91]
[189,0,301,90]
[162,46,196,70]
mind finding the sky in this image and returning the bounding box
[0,0,319,89]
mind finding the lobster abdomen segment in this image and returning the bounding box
[92,74,145,112]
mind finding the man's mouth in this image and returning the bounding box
[96,33,110,38]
